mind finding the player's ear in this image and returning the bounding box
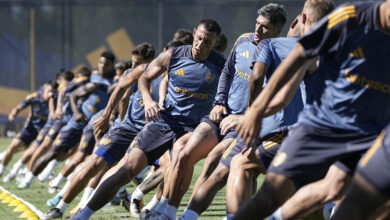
[193,27,197,36]
[302,12,307,25]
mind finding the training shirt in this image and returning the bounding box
[159,45,226,127]
[298,1,390,134]
[18,88,49,130]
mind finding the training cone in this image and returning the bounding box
[13,204,29,212]
[19,210,36,219]
[0,192,10,200]
[1,195,15,204]
[9,199,22,207]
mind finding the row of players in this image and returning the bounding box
[3,0,390,219]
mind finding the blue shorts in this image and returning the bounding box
[78,124,96,155]
[357,125,390,196]
[201,115,238,141]
[17,123,41,146]
[46,119,67,140]
[35,121,54,146]
[52,125,83,153]
[268,123,378,188]
[95,126,137,166]
[129,122,194,165]
[220,127,289,169]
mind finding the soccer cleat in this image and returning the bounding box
[122,196,130,211]
[3,172,17,183]
[17,180,31,189]
[69,205,81,215]
[140,210,168,220]
[41,208,63,220]
[48,186,59,194]
[46,195,63,207]
[130,197,144,218]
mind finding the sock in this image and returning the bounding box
[0,164,6,175]
[144,169,153,181]
[10,160,24,175]
[0,151,4,162]
[56,200,69,214]
[58,180,72,197]
[51,173,66,188]
[154,196,168,214]
[79,187,94,206]
[225,214,235,220]
[269,208,283,220]
[179,209,199,220]
[39,160,58,181]
[132,187,144,201]
[165,204,178,220]
[24,171,35,184]
[77,206,95,220]
[143,195,159,211]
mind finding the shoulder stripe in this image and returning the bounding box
[26,92,38,99]
[328,5,356,29]
[233,32,251,47]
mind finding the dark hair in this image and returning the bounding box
[77,66,91,77]
[47,80,58,90]
[131,43,155,62]
[173,29,193,45]
[58,70,74,82]
[115,60,131,70]
[214,33,228,54]
[198,19,221,35]
[100,51,115,64]
[257,3,287,29]
[164,40,186,50]
[304,0,335,22]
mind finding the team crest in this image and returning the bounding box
[272,151,287,167]
[99,138,111,145]
[205,72,216,85]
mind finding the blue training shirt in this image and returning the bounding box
[214,33,257,114]
[19,88,49,130]
[159,45,226,127]
[252,37,305,136]
[298,1,390,134]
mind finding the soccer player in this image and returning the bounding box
[234,0,390,219]
[160,4,286,220]
[172,29,194,45]
[70,19,225,220]
[214,33,228,55]
[0,81,56,176]
[18,51,116,189]
[41,43,156,219]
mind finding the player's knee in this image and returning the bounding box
[177,151,191,170]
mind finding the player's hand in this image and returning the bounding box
[92,115,110,138]
[209,105,227,123]
[220,114,241,136]
[54,108,63,120]
[8,113,15,122]
[74,112,88,123]
[49,114,56,121]
[237,107,263,146]
[144,100,162,123]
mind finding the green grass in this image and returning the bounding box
[0,137,265,219]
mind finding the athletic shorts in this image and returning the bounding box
[17,123,40,146]
[52,125,83,153]
[220,127,289,169]
[95,126,137,166]
[357,125,390,196]
[268,123,378,189]
[78,124,96,155]
[200,115,239,141]
[129,122,194,165]
[34,121,54,146]
[46,119,67,140]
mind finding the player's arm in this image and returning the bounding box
[70,82,97,123]
[118,87,132,121]
[92,66,144,136]
[158,72,168,109]
[237,43,309,146]
[54,86,67,120]
[248,61,268,105]
[8,93,35,121]
[48,96,57,121]
[138,49,171,122]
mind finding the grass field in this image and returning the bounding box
[0,137,266,219]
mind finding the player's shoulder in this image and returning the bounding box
[26,92,38,99]
[233,32,254,47]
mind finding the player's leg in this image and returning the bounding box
[27,136,54,171]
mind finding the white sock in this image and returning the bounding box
[0,164,6,175]
[0,151,5,161]
[165,204,178,220]
[269,208,283,220]
[79,187,94,207]
[58,180,72,197]
[10,160,24,175]
[154,196,168,214]
[179,209,199,220]
[24,171,35,184]
[142,195,160,211]
[77,205,95,220]
[132,187,144,201]
[56,200,69,214]
[51,173,66,188]
[39,160,58,181]
[144,169,154,181]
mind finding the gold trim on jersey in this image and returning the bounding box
[328,5,356,29]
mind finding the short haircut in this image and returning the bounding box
[115,60,131,70]
[47,80,59,90]
[131,43,155,62]
[58,70,74,82]
[173,29,193,45]
[257,3,287,29]
[198,19,221,35]
[77,66,91,77]
[165,40,187,50]
[100,51,115,64]
[304,0,335,22]
[214,33,228,54]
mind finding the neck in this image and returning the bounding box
[379,3,390,33]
